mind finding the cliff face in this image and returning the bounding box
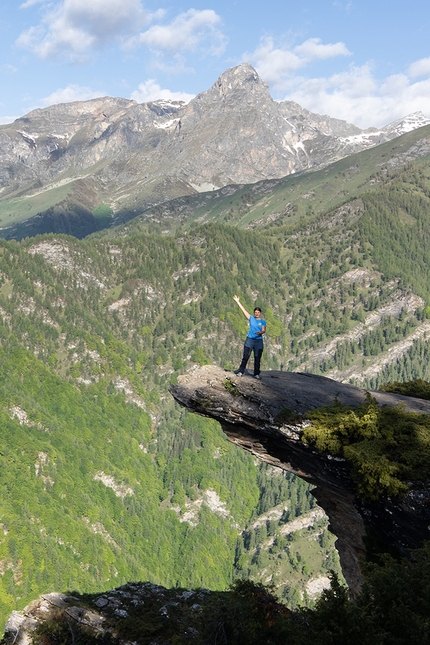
[170,366,430,595]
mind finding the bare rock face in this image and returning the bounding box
[169,366,430,595]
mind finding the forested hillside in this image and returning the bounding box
[0,229,341,629]
[2,142,430,630]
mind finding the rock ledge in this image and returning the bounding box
[170,366,430,594]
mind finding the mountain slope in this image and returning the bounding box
[110,121,430,235]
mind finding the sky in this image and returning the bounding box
[1,0,430,128]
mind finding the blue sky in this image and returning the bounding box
[2,0,430,128]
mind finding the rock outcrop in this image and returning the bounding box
[170,366,430,595]
[1,585,213,645]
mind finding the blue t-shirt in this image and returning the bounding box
[247,315,266,340]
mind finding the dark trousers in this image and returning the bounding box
[238,338,264,375]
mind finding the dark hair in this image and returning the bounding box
[254,307,262,313]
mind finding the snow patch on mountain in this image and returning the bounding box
[154,118,180,130]
[383,111,430,136]
[338,112,430,149]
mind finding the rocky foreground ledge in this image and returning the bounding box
[170,366,430,594]
[2,584,217,645]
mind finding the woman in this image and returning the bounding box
[233,294,266,379]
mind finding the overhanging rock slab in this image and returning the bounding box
[170,366,430,595]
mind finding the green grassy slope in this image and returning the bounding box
[0,183,72,228]
[0,175,113,241]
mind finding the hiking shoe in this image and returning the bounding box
[234,370,243,376]
[253,374,261,379]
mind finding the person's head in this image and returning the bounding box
[254,307,262,318]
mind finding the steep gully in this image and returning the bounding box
[170,366,430,595]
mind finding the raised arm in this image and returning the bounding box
[233,294,250,319]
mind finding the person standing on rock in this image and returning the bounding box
[233,295,266,379]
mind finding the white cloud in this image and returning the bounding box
[0,116,18,125]
[130,79,194,103]
[136,9,226,56]
[245,36,351,90]
[15,84,105,116]
[294,38,351,61]
[408,57,430,79]
[17,0,149,61]
[333,1,353,12]
[246,37,430,128]
[40,84,105,106]
[17,2,225,66]
[283,64,430,128]
[1,64,18,74]
[245,37,302,86]
[20,0,46,7]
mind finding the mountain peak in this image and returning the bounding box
[218,62,261,83]
[383,111,430,136]
[205,62,270,101]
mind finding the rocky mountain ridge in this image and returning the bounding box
[1,63,429,236]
